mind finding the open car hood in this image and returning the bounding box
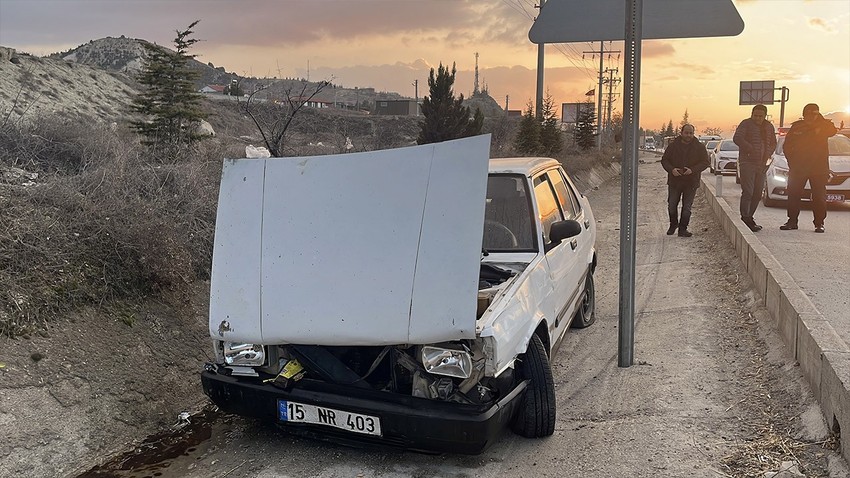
[210,135,491,346]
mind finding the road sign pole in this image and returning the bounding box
[618,0,642,368]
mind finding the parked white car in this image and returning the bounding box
[710,139,739,176]
[201,136,598,454]
[763,134,850,207]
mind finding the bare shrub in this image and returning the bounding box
[0,116,220,337]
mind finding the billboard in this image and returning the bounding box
[561,102,594,123]
[739,80,775,105]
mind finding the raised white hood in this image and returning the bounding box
[210,135,491,345]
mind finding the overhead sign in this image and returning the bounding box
[739,80,775,105]
[529,0,744,43]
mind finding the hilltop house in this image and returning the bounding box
[199,85,226,94]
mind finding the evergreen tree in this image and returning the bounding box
[539,92,563,156]
[417,63,482,145]
[514,102,541,154]
[574,100,597,149]
[131,21,207,159]
[665,120,674,137]
[680,109,690,128]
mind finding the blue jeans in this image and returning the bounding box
[738,162,765,220]
[668,183,697,229]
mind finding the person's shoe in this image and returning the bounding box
[779,222,798,230]
[666,224,678,235]
[742,217,762,232]
[678,229,693,237]
[815,226,825,233]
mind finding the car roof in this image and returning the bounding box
[488,157,561,176]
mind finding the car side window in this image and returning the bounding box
[533,174,564,245]
[547,169,580,220]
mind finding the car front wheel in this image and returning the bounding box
[511,333,555,438]
[571,272,596,328]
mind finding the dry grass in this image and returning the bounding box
[0,117,221,337]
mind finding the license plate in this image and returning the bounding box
[279,400,382,436]
[826,193,845,202]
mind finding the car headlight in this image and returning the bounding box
[421,346,472,379]
[222,342,265,366]
[772,167,788,183]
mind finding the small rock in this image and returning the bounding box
[31,352,44,362]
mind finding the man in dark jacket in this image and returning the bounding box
[733,104,776,232]
[661,124,710,237]
[779,103,837,233]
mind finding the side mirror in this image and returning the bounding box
[549,219,582,245]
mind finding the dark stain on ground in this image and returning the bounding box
[75,407,220,478]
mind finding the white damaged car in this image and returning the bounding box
[201,135,597,453]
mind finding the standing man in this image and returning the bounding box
[733,104,776,232]
[779,103,837,233]
[661,124,710,237]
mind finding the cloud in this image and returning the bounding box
[642,41,676,58]
[807,17,837,34]
[669,63,715,76]
[657,76,680,81]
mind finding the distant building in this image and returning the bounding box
[293,97,333,109]
[375,99,420,116]
[200,85,226,94]
[507,110,522,118]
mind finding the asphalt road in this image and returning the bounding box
[77,157,848,478]
[704,171,850,347]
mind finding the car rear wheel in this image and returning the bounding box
[571,272,596,328]
[511,333,555,438]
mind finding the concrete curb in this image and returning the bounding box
[700,176,850,458]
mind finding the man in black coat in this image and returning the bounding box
[733,104,776,232]
[780,103,837,233]
[661,124,710,237]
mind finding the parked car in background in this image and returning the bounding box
[763,134,850,207]
[201,136,598,454]
[704,139,720,161]
[710,139,739,176]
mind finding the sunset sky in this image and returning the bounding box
[1,0,848,136]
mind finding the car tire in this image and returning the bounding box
[762,184,782,208]
[511,333,555,438]
[571,272,596,328]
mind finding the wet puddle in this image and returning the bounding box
[76,407,221,478]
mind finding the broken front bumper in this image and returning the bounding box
[201,368,527,454]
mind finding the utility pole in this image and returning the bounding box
[505,95,510,115]
[534,0,546,120]
[584,42,621,149]
[412,79,419,116]
[603,67,621,141]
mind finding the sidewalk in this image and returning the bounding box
[700,173,850,461]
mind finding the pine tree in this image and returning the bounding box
[665,120,674,137]
[131,21,207,159]
[574,100,597,149]
[539,93,563,156]
[680,109,690,128]
[514,102,541,154]
[417,63,482,145]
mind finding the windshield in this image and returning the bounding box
[706,140,719,149]
[777,135,850,155]
[720,141,739,151]
[483,174,536,251]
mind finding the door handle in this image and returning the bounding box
[570,239,578,250]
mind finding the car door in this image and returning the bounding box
[532,170,581,340]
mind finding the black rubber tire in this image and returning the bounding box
[511,334,556,438]
[762,184,782,208]
[571,272,596,329]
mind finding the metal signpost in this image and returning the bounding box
[530,0,744,367]
[739,80,790,127]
